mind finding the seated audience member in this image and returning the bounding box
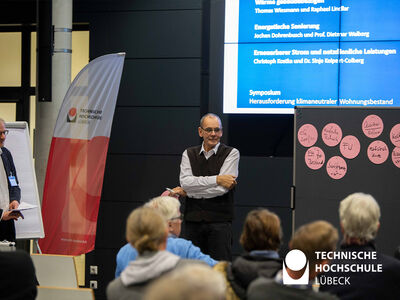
[395,246,400,261]
[319,193,400,299]
[163,186,187,198]
[115,196,217,277]
[248,220,339,300]
[143,264,225,300]
[107,207,204,300]
[214,208,283,300]
[0,250,37,300]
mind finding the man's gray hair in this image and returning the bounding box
[339,193,381,242]
[199,113,222,128]
[0,118,5,124]
[145,196,181,220]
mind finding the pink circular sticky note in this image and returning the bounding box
[340,135,361,159]
[305,146,325,170]
[390,124,400,147]
[362,115,384,138]
[322,123,343,147]
[298,124,318,147]
[392,147,400,168]
[367,140,389,164]
[326,156,347,179]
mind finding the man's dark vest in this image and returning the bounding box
[184,144,234,222]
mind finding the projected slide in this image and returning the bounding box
[223,0,400,114]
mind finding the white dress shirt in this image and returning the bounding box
[179,143,240,199]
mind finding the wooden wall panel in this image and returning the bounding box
[235,157,293,207]
[118,59,201,107]
[89,10,201,59]
[109,107,200,154]
[102,155,182,202]
[75,0,201,12]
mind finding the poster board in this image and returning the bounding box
[31,254,78,288]
[37,287,94,300]
[294,107,400,255]
[4,122,44,239]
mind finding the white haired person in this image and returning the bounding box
[115,196,217,277]
[107,207,204,300]
[319,193,400,299]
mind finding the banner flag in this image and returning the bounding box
[39,53,125,255]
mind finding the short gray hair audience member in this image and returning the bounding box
[114,196,217,277]
[340,192,380,242]
[248,220,339,300]
[214,208,283,299]
[107,207,204,300]
[319,192,400,300]
[143,264,225,300]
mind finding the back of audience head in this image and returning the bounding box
[240,208,282,252]
[126,206,167,254]
[339,192,380,244]
[145,196,182,236]
[395,246,400,260]
[290,220,338,278]
[143,264,226,300]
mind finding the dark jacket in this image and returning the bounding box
[215,253,282,300]
[0,147,21,242]
[0,250,37,300]
[319,242,400,300]
[248,277,338,300]
[0,147,21,213]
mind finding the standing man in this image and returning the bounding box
[179,113,240,260]
[0,118,23,242]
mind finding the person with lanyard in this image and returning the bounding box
[0,118,23,242]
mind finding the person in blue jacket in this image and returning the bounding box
[115,196,218,277]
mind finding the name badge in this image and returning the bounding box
[8,176,18,187]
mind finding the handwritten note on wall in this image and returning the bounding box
[326,156,347,179]
[322,123,342,147]
[305,147,325,170]
[362,115,384,138]
[340,135,360,159]
[298,124,318,147]
[392,147,400,168]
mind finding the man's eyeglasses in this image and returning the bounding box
[170,214,184,221]
[201,127,222,134]
[0,130,9,136]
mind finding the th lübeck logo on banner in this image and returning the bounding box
[67,107,77,123]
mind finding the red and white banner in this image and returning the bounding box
[39,53,125,255]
